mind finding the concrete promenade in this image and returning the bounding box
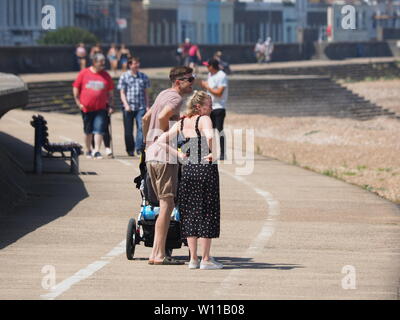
[0,108,399,300]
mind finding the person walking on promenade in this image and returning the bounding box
[142,66,194,265]
[107,43,119,76]
[149,90,222,270]
[213,50,231,75]
[188,43,202,74]
[182,38,192,67]
[73,53,115,159]
[201,59,228,160]
[119,44,131,73]
[118,57,150,157]
[89,43,102,66]
[76,43,87,71]
[254,38,266,64]
[264,37,274,63]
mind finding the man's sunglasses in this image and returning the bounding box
[178,76,195,83]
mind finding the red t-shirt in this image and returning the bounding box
[73,68,114,113]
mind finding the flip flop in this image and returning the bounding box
[148,260,154,265]
[153,257,185,265]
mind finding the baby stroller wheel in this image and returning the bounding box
[126,218,137,260]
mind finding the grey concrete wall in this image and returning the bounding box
[0,73,29,118]
[0,42,398,75]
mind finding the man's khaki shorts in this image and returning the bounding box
[146,162,179,200]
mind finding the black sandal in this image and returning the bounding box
[153,257,184,265]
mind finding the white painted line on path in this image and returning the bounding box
[40,167,140,300]
[40,240,126,300]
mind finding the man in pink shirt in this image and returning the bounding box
[73,53,115,159]
[142,66,194,265]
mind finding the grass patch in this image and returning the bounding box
[377,167,392,172]
[322,169,338,178]
[362,184,374,192]
[357,165,367,171]
[343,171,357,176]
[304,130,320,136]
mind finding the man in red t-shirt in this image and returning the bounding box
[73,53,115,159]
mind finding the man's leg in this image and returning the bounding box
[152,196,174,262]
[93,133,103,154]
[92,110,106,154]
[85,133,93,153]
[123,110,135,154]
[134,109,146,154]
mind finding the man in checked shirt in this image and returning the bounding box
[118,57,151,156]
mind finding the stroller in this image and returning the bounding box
[125,150,186,260]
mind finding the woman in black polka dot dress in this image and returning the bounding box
[149,90,223,269]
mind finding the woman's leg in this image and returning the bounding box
[199,238,212,261]
[187,237,198,261]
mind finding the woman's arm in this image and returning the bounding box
[148,122,185,161]
[199,116,218,161]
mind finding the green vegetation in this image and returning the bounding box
[357,165,367,171]
[322,169,338,178]
[362,184,374,192]
[38,27,99,45]
[377,167,392,172]
[343,171,357,176]
[304,130,320,136]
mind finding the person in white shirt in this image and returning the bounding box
[201,59,228,160]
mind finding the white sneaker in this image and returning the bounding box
[188,259,200,269]
[200,257,223,270]
[105,148,113,157]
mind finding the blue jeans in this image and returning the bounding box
[81,109,107,135]
[123,108,146,153]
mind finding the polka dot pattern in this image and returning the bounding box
[178,116,221,239]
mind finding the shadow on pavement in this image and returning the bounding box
[0,132,89,249]
[171,255,303,270]
[217,257,304,270]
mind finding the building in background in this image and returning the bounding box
[0,0,74,45]
[1,0,400,46]
[0,0,131,46]
[73,0,131,44]
[132,0,234,45]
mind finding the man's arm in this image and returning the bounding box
[201,81,225,97]
[120,90,131,111]
[142,108,153,145]
[108,90,115,113]
[72,87,84,111]
[157,104,175,132]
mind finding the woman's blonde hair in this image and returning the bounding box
[185,90,210,117]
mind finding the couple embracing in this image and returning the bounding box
[142,66,223,270]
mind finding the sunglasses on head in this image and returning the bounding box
[178,76,195,83]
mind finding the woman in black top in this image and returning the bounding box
[149,90,223,270]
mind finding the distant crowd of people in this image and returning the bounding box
[75,42,132,76]
[176,38,231,75]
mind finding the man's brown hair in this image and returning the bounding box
[127,57,140,66]
[169,66,193,82]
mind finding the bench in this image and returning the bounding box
[30,115,83,174]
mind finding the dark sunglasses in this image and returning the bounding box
[178,76,195,83]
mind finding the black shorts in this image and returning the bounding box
[81,109,108,135]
